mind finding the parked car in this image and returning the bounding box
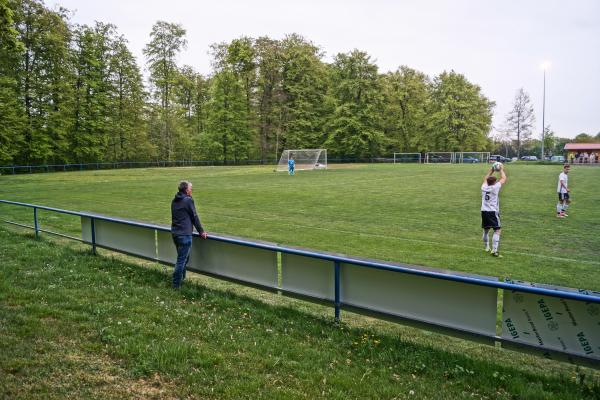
[550,155,565,163]
[428,154,452,163]
[490,155,511,163]
[520,155,538,161]
[462,156,480,163]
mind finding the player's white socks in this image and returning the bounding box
[492,232,500,253]
[482,231,489,250]
[563,204,569,212]
[556,203,563,214]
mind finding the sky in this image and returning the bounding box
[49,0,600,139]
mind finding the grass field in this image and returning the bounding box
[1,163,599,290]
[1,229,599,399]
[1,163,600,399]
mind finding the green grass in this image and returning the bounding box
[1,228,599,399]
[1,163,599,290]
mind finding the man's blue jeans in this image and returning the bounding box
[172,235,192,288]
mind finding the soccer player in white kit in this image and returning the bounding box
[481,164,507,257]
[556,164,571,218]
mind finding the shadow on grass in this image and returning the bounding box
[1,226,599,399]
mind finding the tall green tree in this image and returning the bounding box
[428,71,494,151]
[144,21,187,160]
[255,36,283,161]
[0,0,24,164]
[326,50,384,158]
[574,133,595,143]
[279,34,329,151]
[206,40,255,162]
[106,35,151,161]
[70,22,117,162]
[380,66,430,153]
[207,68,248,163]
[11,0,73,164]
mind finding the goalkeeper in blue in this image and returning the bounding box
[288,156,295,175]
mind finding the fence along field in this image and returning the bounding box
[1,163,600,368]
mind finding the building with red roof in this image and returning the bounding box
[564,143,600,164]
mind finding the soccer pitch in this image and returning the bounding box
[1,163,599,291]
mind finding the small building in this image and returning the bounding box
[564,143,600,164]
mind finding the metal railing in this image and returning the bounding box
[1,198,599,368]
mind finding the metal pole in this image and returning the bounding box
[334,261,341,321]
[541,69,546,161]
[34,207,39,238]
[91,217,96,255]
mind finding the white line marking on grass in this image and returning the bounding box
[210,212,600,266]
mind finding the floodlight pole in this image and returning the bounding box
[541,67,546,161]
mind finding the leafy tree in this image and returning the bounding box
[144,21,187,160]
[255,36,283,161]
[227,37,257,147]
[326,49,384,158]
[107,35,151,161]
[11,0,73,163]
[70,23,117,162]
[429,71,494,152]
[380,66,430,153]
[0,0,24,164]
[206,68,248,162]
[279,34,329,151]
[504,88,535,158]
[553,136,570,156]
[542,126,556,156]
[574,133,595,143]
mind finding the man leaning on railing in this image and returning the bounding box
[170,180,208,289]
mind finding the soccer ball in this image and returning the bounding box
[492,161,503,171]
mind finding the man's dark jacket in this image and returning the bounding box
[171,192,204,236]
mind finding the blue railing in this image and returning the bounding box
[1,199,599,368]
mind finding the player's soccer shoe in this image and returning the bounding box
[491,252,503,258]
[556,213,565,218]
[484,246,491,253]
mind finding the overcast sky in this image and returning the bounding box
[49,0,600,139]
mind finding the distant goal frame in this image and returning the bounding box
[276,149,328,172]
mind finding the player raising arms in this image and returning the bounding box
[481,164,507,257]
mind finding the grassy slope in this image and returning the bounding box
[1,163,599,290]
[1,228,599,399]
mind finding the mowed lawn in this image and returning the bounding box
[1,163,599,290]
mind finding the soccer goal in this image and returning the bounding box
[276,149,327,172]
[425,152,455,164]
[393,153,422,163]
[455,152,490,164]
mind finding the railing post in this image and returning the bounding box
[90,217,97,255]
[33,207,40,238]
[334,261,341,322]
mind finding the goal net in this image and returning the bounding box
[456,152,490,163]
[393,153,422,163]
[425,152,455,164]
[276,149,327,172]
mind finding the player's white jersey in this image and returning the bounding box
[481,183,502,212]
[557,172,568,193]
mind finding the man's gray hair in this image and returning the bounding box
[178,180,192,193]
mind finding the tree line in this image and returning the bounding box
[1,0,498,166]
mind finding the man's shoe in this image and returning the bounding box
[491,252,503,258]
[485,246,491,252]
[557,213,565,218]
